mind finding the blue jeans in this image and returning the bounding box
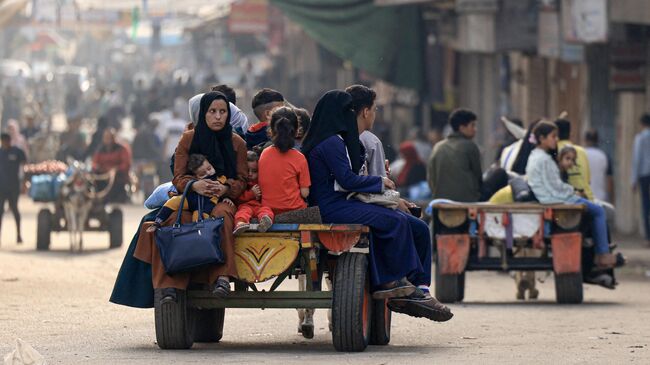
[640,176,650,241]
[577,198,610,254]
[402,211,432,287]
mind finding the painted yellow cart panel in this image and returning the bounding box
[234,233,301,283]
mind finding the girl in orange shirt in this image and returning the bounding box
[258,107,311,216]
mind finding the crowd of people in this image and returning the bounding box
[427,109,650,297]
[3,72,650,333]
[111,84,455,336]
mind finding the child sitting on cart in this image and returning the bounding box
[558,145,583,192]
[233,107,311,235]
[232,150,274,234]
[146,154,233,232]
[527,121,618,269]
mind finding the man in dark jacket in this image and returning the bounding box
[428,109,482,202]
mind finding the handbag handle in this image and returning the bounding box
[174,180,197,227]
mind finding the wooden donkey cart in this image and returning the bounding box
[154,214,391,352]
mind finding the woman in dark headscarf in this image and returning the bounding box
[134,91,248,300]
[303,90,452,322]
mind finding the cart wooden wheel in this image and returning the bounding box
[369,298,391,346]
[154,289,194,349]
[193,308,225,343]
[332,252,371,352]
[36,209,52,251]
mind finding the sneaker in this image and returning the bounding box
[233,222,250,235]
[211,278,231,298]
[258,215,273,232]
[388,288,454,322]
[372,278,416,300]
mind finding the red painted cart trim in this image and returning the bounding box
[551,232,582,274]
[436,234,471,275]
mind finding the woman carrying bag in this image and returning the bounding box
[133,92,248,303]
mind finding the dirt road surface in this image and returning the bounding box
[1,200,649,364]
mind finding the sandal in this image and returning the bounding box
[372,278,416,299]
[595,253,617,270]
[211,278,231,298]
[387,288,453,322]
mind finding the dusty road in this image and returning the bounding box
[1,199,649,364]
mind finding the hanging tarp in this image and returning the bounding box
[269,0,424,91]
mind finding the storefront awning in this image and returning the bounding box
[270,0,424,91]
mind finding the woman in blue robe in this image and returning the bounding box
[302,90,452,321]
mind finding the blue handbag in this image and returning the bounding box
[154,180,225,275]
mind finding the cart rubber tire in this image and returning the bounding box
[457,272,466,302]
[154,289,194,349]
[36,209,52,251]
[555,273,583,304]
[435,261,465,303]
[332,252,371,352]
[193,308,225,343]
[369,298,391,346]
[108,209,123,249]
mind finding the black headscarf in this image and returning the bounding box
[510,120,540,175]
[301,90,363,173]
[189,92,237,178]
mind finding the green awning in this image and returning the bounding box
[269,0,424,91]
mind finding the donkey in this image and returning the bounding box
[60,162,114,252]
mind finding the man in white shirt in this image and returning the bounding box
[584,129,614,203]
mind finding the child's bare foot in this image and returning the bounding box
[258,215,273,232]
[233,222,250,235]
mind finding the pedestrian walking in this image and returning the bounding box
[584,129,614,203]
[0,133,26,245]
[427,109,482,202]
[632,114,650,247]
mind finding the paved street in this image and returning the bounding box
[1,199,649,364]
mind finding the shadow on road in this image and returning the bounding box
[456,300,621,307]
[5,247,118,258]
[122,341,445,356]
